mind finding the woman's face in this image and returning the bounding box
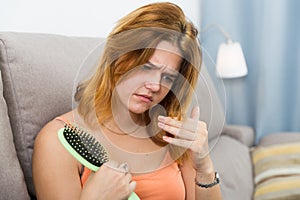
[115,41,182,116]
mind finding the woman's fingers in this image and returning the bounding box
[158,116,183,128]
[190,106,200,120]
[158,116,199,134]
[158,114,207,131]
[158,109,208,153]
[162,136,193,148]
[158,116,207,141]
[158,120,197,140]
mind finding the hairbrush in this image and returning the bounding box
[57,122,140,200]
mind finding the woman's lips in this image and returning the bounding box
[134,94,153,102]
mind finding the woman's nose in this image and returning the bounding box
[144,75,161,92]
[144,81,161,92]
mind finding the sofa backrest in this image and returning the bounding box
[0,32,101,198]
[0,32,225,198]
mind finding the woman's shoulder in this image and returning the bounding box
[33,110,79,158]
[33,110,81,170]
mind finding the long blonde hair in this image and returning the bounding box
[75,2,202,162]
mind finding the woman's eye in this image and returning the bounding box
[142,65,152,70]
[162,75,175,84]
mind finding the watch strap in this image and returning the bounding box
[195,172,220,188]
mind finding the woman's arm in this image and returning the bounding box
[32,120,83,199]
[32,119,136,200]
[180,156,222,200]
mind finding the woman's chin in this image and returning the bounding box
[129,106,150,115]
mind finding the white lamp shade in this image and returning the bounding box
[216,41,248,78]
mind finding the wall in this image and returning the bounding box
[0,0,200,37]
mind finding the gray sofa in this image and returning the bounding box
[1,31,293,200]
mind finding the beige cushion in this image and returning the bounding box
[251,142,300,200]
[0,70,30,199]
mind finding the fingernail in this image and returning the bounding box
[163,136,169,141]
[158,122,164,128]
[158,115,165,122]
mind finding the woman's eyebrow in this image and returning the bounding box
[147,61,179,77]
[146,61,161,69]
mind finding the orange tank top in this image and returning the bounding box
[81,162,186,200]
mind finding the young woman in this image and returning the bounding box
[32,2,222,200]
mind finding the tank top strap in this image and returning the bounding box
[55,116,69,124]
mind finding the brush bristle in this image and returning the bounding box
[63,123,109,167]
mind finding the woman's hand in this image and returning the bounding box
[158,106,213,173]
[80,161,136,200]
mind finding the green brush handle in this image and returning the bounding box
[128,192,140,200]
[58,128,140,200]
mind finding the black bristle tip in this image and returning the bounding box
[63,123,109,167]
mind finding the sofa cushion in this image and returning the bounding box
[0,70,30,199]
[0,32,101,197]
[251,141,300,200]
[210,135,253,200]
[257,132,300,146]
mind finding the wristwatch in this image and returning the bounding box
[195,172,220,188]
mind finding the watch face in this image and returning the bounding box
[216,172,220,179]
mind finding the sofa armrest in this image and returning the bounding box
[221,125,255,147]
